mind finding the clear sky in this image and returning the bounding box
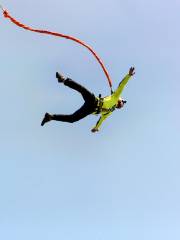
[0,0,180,239]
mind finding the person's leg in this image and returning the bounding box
[65,78,95,101]
[41,103,94,126]
[52,102,94,123]
[57,73,95,102]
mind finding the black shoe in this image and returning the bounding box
[41,113,51,126]
[56,72,65,83]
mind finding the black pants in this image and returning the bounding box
[52,78,97,123]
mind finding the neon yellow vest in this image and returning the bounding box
[93,74,131,129]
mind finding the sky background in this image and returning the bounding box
[0,0,180,239]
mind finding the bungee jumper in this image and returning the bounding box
[41,67,135,132]
[0,6,135,132]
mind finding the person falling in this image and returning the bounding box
[41,67,135,133]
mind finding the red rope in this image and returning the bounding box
[2,9,113,89]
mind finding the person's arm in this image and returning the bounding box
[113,67,135,99]
[91,113,111,133]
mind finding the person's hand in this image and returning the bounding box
[129,67,135,76]
[91,127,99,133]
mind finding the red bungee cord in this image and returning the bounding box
[1,6,113,91]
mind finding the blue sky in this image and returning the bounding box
[0,0,180,239]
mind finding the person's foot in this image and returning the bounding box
[56,72,66,83]
[41,113,52,126]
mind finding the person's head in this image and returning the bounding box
[116,99,127,109]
